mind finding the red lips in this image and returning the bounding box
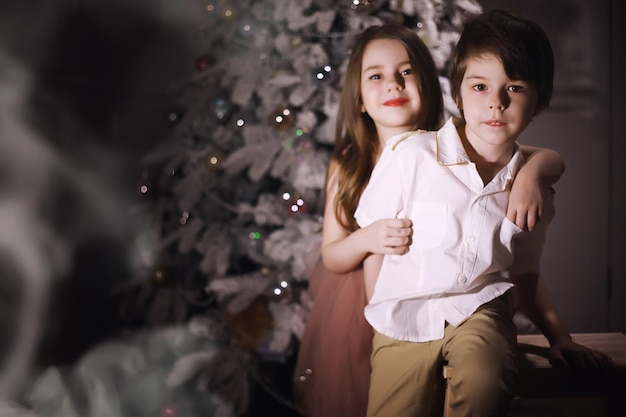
[383,98,409,107]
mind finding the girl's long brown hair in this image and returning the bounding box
[331,24,444,231]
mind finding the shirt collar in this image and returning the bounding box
[436,117,525,192]
[436,117,471,166]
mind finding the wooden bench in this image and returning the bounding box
[443,332,626,417]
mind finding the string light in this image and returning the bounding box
[314,65,335,84]
[270,106,294,130]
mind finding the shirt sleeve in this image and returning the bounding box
[509,188,555,274]
[354,144,407,228]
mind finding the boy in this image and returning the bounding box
[355,10,611,417]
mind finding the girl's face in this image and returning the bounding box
[459,53,538,157]
[360,38,422,142]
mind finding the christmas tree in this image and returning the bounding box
[123,0,482,415]
[8,1,482,416]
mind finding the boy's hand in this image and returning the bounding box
[507,174,543,231]
[362,218,412,255]
[549,338,613,370]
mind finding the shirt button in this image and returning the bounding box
[459,276,468,285]
[467,235,475,242]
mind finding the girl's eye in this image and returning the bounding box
[401,68,413,76]
[472,84,486,91]
[369,74,382,80]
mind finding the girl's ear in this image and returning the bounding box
[360,96,367,113]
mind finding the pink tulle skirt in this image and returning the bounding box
[293,254,373,417]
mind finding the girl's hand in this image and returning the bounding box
[507,173,543,231]
[361,218,412,255]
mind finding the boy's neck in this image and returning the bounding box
[456,121,516,185]
[470,156,509,185]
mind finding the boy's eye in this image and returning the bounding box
[369,74,382,80]
[508,85,526,93]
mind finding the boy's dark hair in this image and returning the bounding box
[448,9,554,115]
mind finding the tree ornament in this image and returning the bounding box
[232,108,257,129]
[351,0,372,12]
[293,132,314,158]
[236,14,256,40]
[271,278,292,301]
[137,173,151,197]
[248,230,263,244]
[351,0,385,13]
[160,403,176,417]
[291,35,304,49]
[281,190,308,217]
[151,265,173,288]
[244,228,265,262]
[204,148,225,172]
[269,106,295,131]
[179,211,189,225]
[167,107,184,124]
[212,0,238,22]
[295,126,309,138]
[213,98,231,123]
[224,295,274,351]
[136,169,159,199]
[194,54,213,72]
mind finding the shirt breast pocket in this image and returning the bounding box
[499,217,525,251]
[409,202,447,249]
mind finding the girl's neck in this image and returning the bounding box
[376,126,414,147]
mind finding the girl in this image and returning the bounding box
[293,23,564,417]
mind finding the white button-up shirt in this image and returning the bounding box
[355,117,554,343]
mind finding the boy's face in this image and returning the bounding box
[459,53,538,154]
[360,38,422,141]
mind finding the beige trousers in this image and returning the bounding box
[367,293,518,417]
